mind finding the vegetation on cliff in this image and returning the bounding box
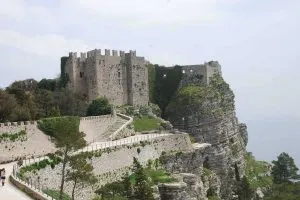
[147,64,183,117]
[264,152,300,200]
[0,78,88,122]
[94,158,175,200]
[165,74,235,121]
[245,152,273,190]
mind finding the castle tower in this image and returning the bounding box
[61,48,149,106]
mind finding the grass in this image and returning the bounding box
[245,152,273,189]
[189,134,197,143]
[133,116,161,132]
[43,189,71,200]
[145,168,177,185]
[129,168,177,186]
[208,196,221,200]
[203,167,212,177]
[0,130,27,142]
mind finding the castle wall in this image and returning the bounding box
[180,65,207,88]
[205,61,222,83]
[22,133,192,200]
[180,62,222,87]
[0,122,56,163]
[61,49,149,106]
[126,52,149,106]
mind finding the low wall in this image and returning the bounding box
[10,174,51,200]
[0,123,56,164]
[0,115,118,163]
[109,113,133,140]
[22,133,192,200]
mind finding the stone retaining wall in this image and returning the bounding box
[22,133,192,200]
[0,115,117,163]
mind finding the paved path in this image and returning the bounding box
[80,133,171,152]
[1,133,172,199]
[0,162,32,200]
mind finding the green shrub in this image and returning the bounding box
[43,189,71,200]
[86,97,112,116]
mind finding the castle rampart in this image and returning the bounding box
[62,49,149,106]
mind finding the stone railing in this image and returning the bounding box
[80,114,113,121]
[10,157,55,200]
[108,113,133,140]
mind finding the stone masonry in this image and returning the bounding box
[61,49,149,106]
[180,61,222,87]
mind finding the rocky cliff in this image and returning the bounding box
[160,74,248,199]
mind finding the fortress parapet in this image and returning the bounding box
[70,49,139,59]
[62,48,149,106]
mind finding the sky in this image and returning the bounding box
[0,0,299,165]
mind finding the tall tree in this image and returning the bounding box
[132,157,154,200]
[66,153,97,200]
[37,116,87,200]
[0,89,17,122]
[271,152,299,184]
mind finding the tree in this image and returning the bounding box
[0,89,17,122]
[132,157,154,200]
[38,78,57,91]
[235,176,254,200]
[37,116,87,200]
[86,97,111,116]
[271,152,299,184]
[66,153,97,200]
[122,172,132,198]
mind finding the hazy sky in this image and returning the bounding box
[0,1,299,163]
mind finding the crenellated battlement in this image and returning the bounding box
[68,49,138,60]
[0,121,37,128]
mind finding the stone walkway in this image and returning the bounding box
[0,162,32,200]
[80,133,171,152]
[1,133,171,199]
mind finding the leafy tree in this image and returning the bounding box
[66,153,97,200]
[132,157,154,200]
[35,89,55,117]
[10,105,31,121]
[271,152,299,184]
[38,78,57,91]
[49,106,61,117]
[38,116,87,200]
[86,97,112,116]
[122,172,132,198]
[55,88,88,117]
[0,89,17,122]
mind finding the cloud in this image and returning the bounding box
[0,30,114,58]
[74,0,219,27]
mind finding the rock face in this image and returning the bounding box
[163,74,247,199]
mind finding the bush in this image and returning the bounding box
[43,189,71,200]
[86,97,112,116]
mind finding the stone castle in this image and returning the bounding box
[61,48,222,105]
